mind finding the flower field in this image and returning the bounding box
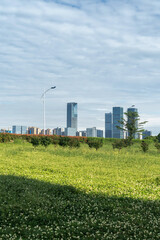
[0,140,159,239]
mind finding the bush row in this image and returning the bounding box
[0,133,104,150]
[30,136,103,150]
[112,138,160,153]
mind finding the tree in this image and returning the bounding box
[141,141,149,153]
[86,138,103,151]
[117,111,147,142]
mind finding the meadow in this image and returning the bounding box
[0,140,159,239]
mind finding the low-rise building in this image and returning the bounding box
[28,127,37,135]
[65,127,76,137]
[86,127,97,137]
[12,125,27,134]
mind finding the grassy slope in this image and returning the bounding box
[0,141,159,239]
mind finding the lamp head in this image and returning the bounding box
[51,86,56,89]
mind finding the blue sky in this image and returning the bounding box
[0,0,160,134]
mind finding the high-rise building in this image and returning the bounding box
[21,126,27,134]
[53,127,65,135]
[12,126,21,134]
[28,127,37,135]
[36,128,41,135]
[78,131,86,137]
[86,127,97,137]
[67,103,78,131]
[45,129,52,135]
[105,113,113,138]
[142,130,152,139]
[12,126,27,134]
[41,129,45,135]
[113,107,124,139]
[97,129,103,138]
[127,107,138,139]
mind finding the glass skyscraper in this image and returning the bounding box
[127,107,139,139]
[113,107,124,139]
[67,102,78,131]
[105,113,113,138]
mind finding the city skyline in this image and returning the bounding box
[1,104,152,138]
[0,102,155,136]
[0,0,160,135]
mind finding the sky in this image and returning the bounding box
[0,0,160,135]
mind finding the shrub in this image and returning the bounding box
[86,138,103,151]
[59,137,70,147]
[52,139,59,146]
[25,135,32,143]
[123,137,133,147]
[68,138,80,148]
[40,136,52,148]
[112,140,124,150]
[0,133,13,143]
[31,137,40,148]
[141,141,149,153]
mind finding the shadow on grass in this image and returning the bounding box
[0,175,159,240]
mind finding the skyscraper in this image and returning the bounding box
[113,107,124,139]
[105,113,113,138]
[67,102,78,131]
[127,107,138,139]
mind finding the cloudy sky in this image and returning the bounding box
[0,0,160,134]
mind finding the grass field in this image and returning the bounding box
[0,140,159,239]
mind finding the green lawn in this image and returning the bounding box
[0,141,159,239]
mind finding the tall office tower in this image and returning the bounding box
[67,103,78,131]
[86,127,97,137]
[113,107,124,139]
[105,113,113,138]
[127,107,138,139]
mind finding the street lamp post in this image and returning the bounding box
[41,86,56,135]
